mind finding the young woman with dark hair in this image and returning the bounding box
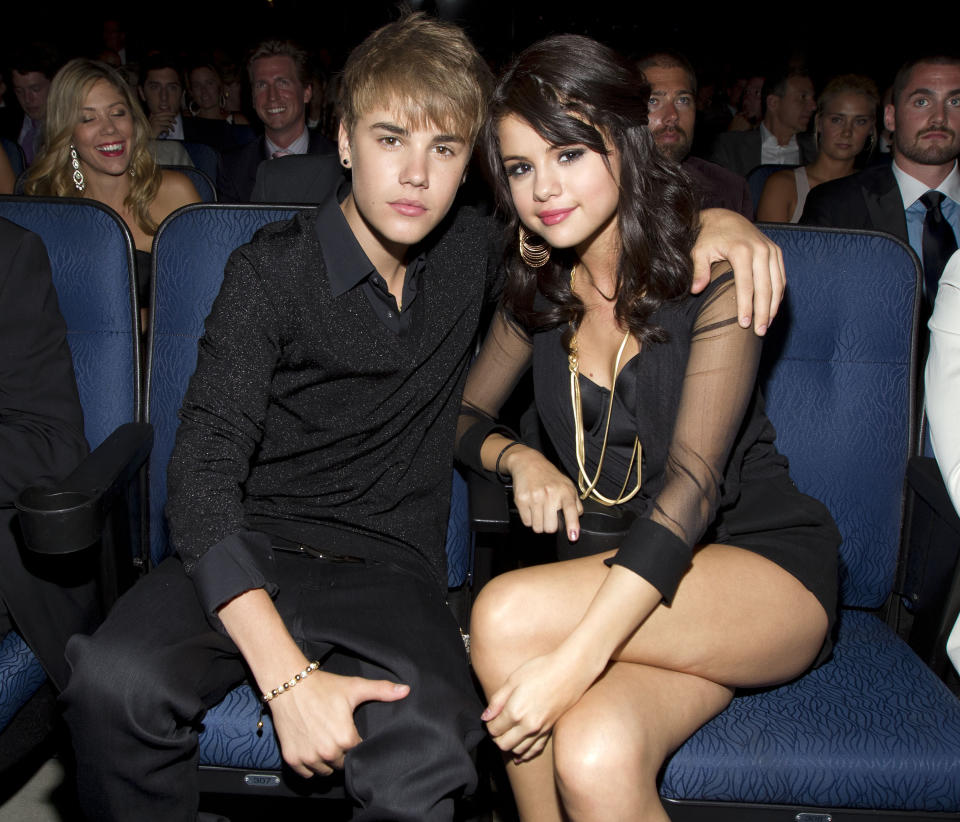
[457,35,840,821]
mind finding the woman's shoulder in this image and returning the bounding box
[154,169,202,217]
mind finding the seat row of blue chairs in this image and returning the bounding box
[0,194,959,817]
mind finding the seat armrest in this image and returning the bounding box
[466,468,512,534]
[15,423,153,555]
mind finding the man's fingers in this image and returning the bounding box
[690,245,711,294]
[348,678,409,708]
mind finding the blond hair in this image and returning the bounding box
[339,12,492,144]
[25,58,162,235]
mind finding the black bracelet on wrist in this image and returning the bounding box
[495,440,522,483]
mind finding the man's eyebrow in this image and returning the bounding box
[371,122,409,136]
[433,133,465,144]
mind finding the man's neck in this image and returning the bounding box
[894,151,957,190]
[339,193,408,299]
[267,122,307,151]
[762,115,795,146]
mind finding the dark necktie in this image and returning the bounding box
[920,190,958,302]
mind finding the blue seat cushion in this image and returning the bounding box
[198,684,283,770]
[661,610,960,811]
[0,632,47,732]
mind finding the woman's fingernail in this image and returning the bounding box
[757,324,767,335]
[740,315,751,328]
[569,530,578,541]
[481,709,491,721]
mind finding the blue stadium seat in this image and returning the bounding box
[160,164,217,202]
[0,197,142,734]
[660,226,960,817]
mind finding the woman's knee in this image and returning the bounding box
[552,702,659,804]
[469,572,538,681]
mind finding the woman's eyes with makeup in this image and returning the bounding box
[557,148,585,163]
[504,161,532,178]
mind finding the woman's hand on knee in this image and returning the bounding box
[503,445,583,540]
[270,671,409,778]
[481,649,597,762]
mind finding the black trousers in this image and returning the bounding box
[61,549,484,821]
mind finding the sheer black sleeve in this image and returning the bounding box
[455,307,533,475]
[607,271,762,601]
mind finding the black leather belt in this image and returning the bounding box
[270,537,368,564]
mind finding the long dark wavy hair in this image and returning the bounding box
[482,35,700,346]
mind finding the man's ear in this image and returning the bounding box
[883,103,896,135]
[766,93,780,116]
[338,121,351,167]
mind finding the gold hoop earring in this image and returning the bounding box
[519,225,550,268]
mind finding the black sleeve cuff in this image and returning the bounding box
[457,418,519,478]
[604,517,692,603]
[185,530,279,625]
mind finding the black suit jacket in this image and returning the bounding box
[250,152,344,204]
[799,162,907,242]
[683,156,754,219]
[709,129,817,179]
[0,218,93,690]
[217,130,336,204]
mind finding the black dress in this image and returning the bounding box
[458,272,840,665]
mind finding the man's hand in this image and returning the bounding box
[148,111,178,139]
[268,670,409,777]
[217,588,409,778]
[691,208,786,335]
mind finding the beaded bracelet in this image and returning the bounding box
[261,660,320,703]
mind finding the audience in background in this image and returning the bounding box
[758,75,878,223]
[138,54,186,140]
[1,44,60,166]
[217,40,335,203]
[728,75,765,131]
[639,52,753,218]
[710,66,817,177]
[25,59,200,308]
[801,56,960,307]
[186,59,249,125]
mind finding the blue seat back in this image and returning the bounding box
[1,137,25,179]
[147,205,312,567]
[758,225,921,607]
[0,197,141,449]
[182,141,220,183]
[161,165,217,202]
[0,198,140,733]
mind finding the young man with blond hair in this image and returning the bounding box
[63,13,784,821]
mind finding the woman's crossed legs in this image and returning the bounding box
[470,543,828,822]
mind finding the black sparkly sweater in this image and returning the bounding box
[166,205,502,617]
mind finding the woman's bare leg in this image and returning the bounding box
[553,662,732,821]
[470,543,828,820]
[471,543,827,689]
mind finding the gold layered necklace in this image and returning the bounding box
[568,265,642,506]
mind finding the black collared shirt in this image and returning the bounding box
[314,192,425,337]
